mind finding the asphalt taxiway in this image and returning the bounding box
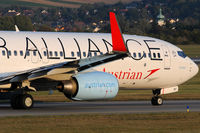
[0,100,199,117]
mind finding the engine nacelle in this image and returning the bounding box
[56,71,119,100]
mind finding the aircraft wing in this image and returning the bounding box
[0,12,129,85]
[0,52,128,83]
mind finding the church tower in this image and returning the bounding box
[157,8,165,26]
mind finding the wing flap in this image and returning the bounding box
[47,67,77,75]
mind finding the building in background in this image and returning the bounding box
[157,8,165,26]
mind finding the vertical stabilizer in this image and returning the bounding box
[109,12,127,52]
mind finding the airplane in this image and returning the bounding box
[0,12,198,109]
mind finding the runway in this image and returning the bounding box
[0,100,200,117]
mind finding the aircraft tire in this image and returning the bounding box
[151,96,163,105]
[11,94,34,109]
[10,94,21,109]
[20,94,34,109]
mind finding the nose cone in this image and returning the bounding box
[191,62,199,77]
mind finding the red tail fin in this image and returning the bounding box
[109,12,127,52]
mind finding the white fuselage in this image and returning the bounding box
[0,31,198,89]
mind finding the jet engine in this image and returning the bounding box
[56,71,119,100]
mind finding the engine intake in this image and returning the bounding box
[56,79,78,97]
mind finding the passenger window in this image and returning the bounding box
[20,51,23,56]
[2,50,5,56]
[33,51,36,56]
[158,53,161,58]
[55,51,58,57]
[77,52,81,57]
[143,52,146,58]
[148,53,151,58]
[8,51,11,56]
[14,51,17,56]
[153,53,156,58]
[49,51,53,56]
[83,52,86,57]
[71,52,74,57]
[60,51,63,57]
[133,53,136,57]
[43,51,47,56]
[26,51,30,56]
[138,53,141,58]
[88,52,92,57]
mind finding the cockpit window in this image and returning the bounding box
[177,51,187,58]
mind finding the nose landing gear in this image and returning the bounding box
[151,89,163,105]
[151,96,163,105]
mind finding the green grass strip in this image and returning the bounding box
[0,112,200,133]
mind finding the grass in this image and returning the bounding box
[178,45,200,58]
[0,112,199,133]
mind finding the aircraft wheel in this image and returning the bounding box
[20,94,34,109]
[151,96,163,105]
[11,94,34,109]
[10,94,21,109]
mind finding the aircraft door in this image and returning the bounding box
[162,46,171,69]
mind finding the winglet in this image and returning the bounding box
[15,25,20,32]
[109,12,127,52]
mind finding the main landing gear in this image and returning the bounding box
[151,89,163,105]
[11,93,34,109]
[7,82,35,109]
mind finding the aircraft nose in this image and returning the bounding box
[191,62,199,77]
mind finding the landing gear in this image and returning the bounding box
[10,94,34,109]
[151,89,163,106]
[151,96,163,105]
